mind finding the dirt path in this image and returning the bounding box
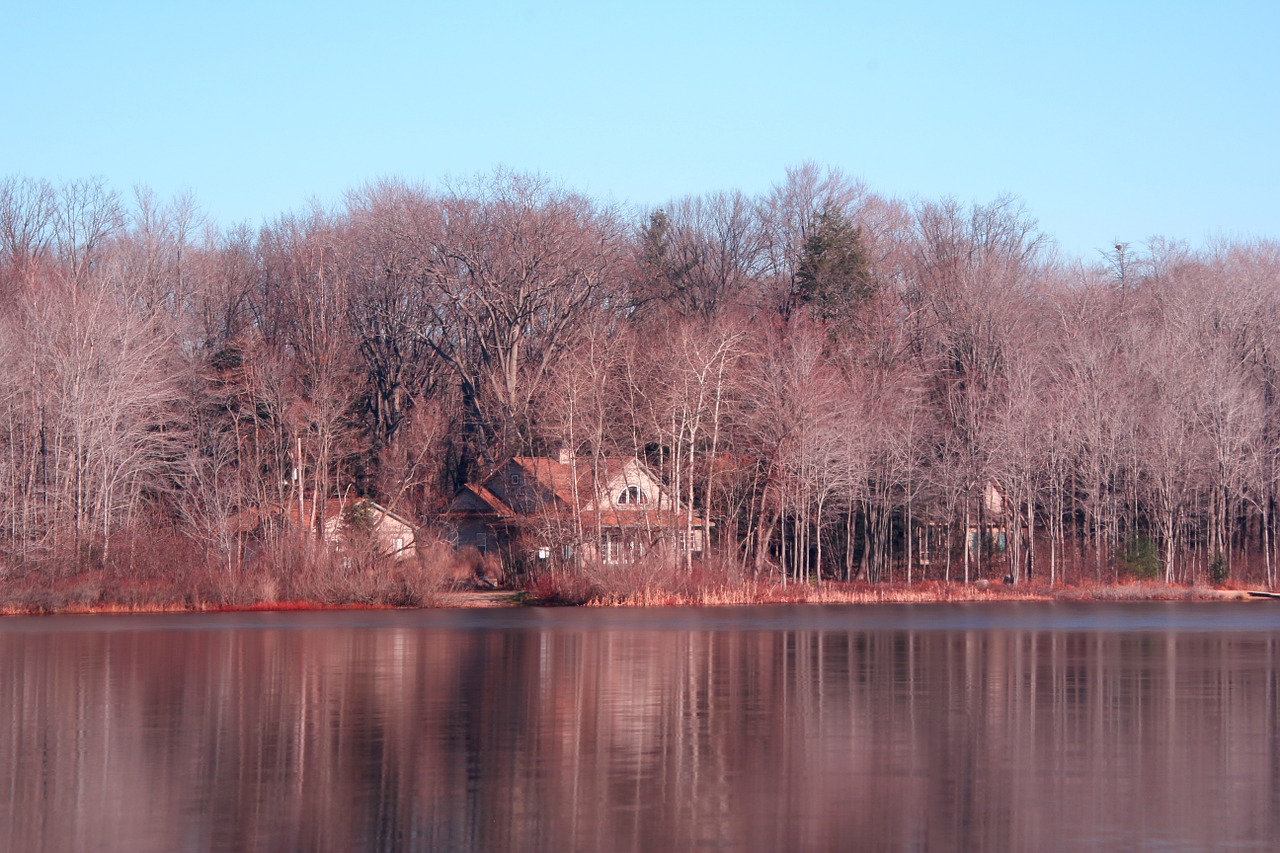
[439,590,522,607]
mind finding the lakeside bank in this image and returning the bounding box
[0,578,1263,616]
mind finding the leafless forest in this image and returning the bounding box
[3,165,1279,603]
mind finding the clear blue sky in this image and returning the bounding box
[7,1,1278,259]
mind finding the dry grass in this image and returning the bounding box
[524,569,1255,609]
[587,578,1054,607]
[3,539,1267,616]
[1051,579,1242,601]
[0,529,467,615]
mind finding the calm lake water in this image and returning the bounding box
[2,602,1279,852]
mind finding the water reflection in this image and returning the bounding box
[1,604,1278,851]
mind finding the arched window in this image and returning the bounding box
[617,485,647,505]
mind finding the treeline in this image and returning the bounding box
[3,166,1279,589]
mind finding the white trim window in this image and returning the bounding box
[617,485,646,505]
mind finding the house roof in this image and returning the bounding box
[509,455,656,509]
[461,483,516,517]
[510,456,584,508]
[352,499,417,531]
[280,496,416,531]
[452,455,708,529]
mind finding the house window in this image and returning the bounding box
[600,531,638,564]
[617,485,646,505]
[601,531,620,564]
[678,530,703,555]
[509,472,521,485]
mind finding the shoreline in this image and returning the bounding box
[0,581,1264,617]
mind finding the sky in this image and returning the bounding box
[6,0,1278,260]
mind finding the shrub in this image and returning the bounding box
[1209,551,1228,585]
[1118,537,1161,580]
[583,557,686,604]
[452,546,503,587]
[521,570,598,605]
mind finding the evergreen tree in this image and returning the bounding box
[794,203,871,321]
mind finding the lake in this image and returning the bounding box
[1,602,1278,851]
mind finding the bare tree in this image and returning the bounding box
[0,177,57,298]
[911,196,1044,582]
[257,208,361,532]
[14,272,179,563]
[738,321,848,582]
[1134,326,1205,582]
[415,170,628,464]
[343,181,439,441]
[52,178,125,283]
[117,186,205,325]
[635,191,765,321]
[630,317,746,571]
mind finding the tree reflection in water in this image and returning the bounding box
[1,604,1278,852]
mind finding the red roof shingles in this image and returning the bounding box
[509,457,646,509]
[463,483,516,517]
[504,456,707,528]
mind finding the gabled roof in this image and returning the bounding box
[507,455,665,510]
[451,454,708,528]
[230,496,417,538]
[508,456,593,509]
[459,483,516,517]
[345,498,417,531]
[281,496,416,531]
